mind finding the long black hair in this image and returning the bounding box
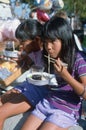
[15,18,43,42]
[43,16,78,74]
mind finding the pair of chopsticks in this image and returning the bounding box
[44,55,68,67]
[44,55,55,64]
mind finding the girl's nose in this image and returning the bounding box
[47,42,52,50]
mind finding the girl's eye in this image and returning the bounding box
[52,41,54,44]
[50,41,55,44]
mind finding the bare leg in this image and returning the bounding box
[21,114,70,130]
[0,89,32,130]
[39,122,69,130]
[21,114,43,130]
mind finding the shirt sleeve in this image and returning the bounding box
[75,52,86,77]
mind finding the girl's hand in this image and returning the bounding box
[54,58,67,73]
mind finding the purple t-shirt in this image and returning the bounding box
[47,51,86,119]
[29,50,44,67]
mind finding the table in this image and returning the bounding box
[0,69,30,94]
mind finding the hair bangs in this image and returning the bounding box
[43,22,59,42]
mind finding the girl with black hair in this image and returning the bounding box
[21,17,86,130]
[0,19,49,130]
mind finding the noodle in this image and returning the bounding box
[48,54,50,74]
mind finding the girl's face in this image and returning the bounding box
[45,39,62,58]
[20,40,33,53]
[20,37,41,53]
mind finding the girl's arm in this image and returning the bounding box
[54,58,86,99]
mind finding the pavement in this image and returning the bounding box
[3,112,30,130]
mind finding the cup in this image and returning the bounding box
[31,65,44,73]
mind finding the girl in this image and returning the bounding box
[0,19,49,130]
[21,17,86,130]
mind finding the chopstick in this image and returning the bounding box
[44,55,68,67]
[44,55,55,63]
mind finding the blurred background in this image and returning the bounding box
[0,0,86,47]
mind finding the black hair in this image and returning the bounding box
[15,18,43,42]
[43,16,78,74]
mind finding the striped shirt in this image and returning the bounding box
[47,51,86,119]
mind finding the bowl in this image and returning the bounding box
[26,72,49,86]
[26,72,58,86]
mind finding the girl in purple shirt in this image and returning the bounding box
[21,17,86,130]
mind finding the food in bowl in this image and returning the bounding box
[32,74,42,80]
[26,72,49,86]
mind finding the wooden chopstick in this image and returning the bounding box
[44,55,55,63]
[44,55,68,67]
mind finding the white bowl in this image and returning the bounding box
[26,72,49,86]
[26,72,58,86]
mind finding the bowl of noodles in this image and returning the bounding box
[26,72,58,86]
[26,72,49,86]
